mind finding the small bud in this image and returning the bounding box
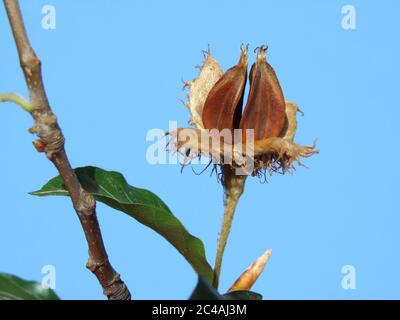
[32,139,46,153]
[240,46,286,141]
[227,248,272,293]
[202,45,248,133]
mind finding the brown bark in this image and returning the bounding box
[3,0,131,300]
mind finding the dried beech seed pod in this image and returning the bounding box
[202,45,248,133]
[240,46,286,141]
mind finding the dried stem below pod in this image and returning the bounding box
[213,166,247,289]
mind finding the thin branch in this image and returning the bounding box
[3,0,131,300]
[0,92,33,112]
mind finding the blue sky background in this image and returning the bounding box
[1,0,399,300]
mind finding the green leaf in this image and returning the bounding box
[189,276,225,300]
[223,290,263,300]
[0,273,60,300]
[31,166,213,283]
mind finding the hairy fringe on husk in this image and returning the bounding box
[166,128,318,178]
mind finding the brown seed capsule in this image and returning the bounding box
[202,45,248,133]
[240,46,286,142]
